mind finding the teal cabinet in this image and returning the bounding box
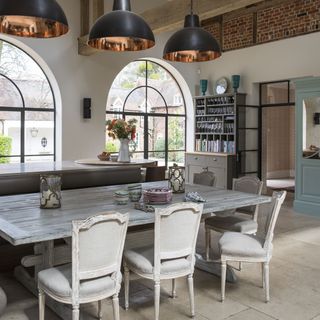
[294,77,320,216]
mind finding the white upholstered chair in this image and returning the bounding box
[193,170,216,187]
[205,176,263,260]
[219,191,286,302]
[123,203,203,320]
[38,212,129,320]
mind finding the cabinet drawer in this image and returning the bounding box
[186,154,207,166]
[206,156,226,168]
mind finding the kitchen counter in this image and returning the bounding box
[0,161,141,195]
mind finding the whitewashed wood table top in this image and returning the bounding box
[0,182,271,246]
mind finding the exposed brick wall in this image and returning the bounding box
[202,19,222,47]
[223,13,254,50]
[257,0,320,43]
[202,0,320,52]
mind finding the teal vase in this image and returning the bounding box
[232,75,240,93]
[200,79,208,96]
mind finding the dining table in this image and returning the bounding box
[0,181,271,320]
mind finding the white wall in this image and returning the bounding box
[4,0,198,161]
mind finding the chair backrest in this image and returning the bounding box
[154,203,203,279]
[193,171,216,187]
[260,191,286,252]
[233,175,263,219]
[145,166,166,182]
[72,212,129,299]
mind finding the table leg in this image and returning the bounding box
[0,286,6,316]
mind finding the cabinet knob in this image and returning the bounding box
[213,158,217,161]
[194,157,198,160]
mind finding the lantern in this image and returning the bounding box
[168,164,185,193]
[40,174,62,209]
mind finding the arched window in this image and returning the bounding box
[0,39,55,163]
[106,60,186,166]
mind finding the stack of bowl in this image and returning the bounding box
[114,190,129,205]
[128,184,142,202]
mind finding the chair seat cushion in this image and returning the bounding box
[38,264,120,300]
[219,232,266,259]
[124,245,191,276]
[205,215,258,234]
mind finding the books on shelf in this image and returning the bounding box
[195,139,235,153]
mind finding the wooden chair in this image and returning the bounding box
[123,203,203,320]
[193,170,216,187]
[145,166,166,182]
[38,212,129,320]
[219,191,286,302]
[205,176,263,260]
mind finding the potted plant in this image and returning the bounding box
[106,118,137,162]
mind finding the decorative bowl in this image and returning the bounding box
[97,152,110,161]
[114,190,129,205]
[129,190,142,202]
[110,154,118,162]
[143,188,172,204]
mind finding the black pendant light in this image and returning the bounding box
[88,0,155,52]
[163,0,221,63]
[0,0,69,38]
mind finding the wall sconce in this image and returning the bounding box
[30,127,39,137]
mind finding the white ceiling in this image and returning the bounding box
[104,0,170,13]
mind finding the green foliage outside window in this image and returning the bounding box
[105,140,119,153]
[0,135,12,163]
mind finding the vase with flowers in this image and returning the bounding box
[106,118,137,163]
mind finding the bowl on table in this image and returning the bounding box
[97,152,110,161]
[143,188,172,205]
[114,190,129,205]
[128,184,142,202]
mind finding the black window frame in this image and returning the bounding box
[0,40,56,163]
[106,59,186,167]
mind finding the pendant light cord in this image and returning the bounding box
[191,0,194,14]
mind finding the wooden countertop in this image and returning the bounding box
[185,152,236,157]
[0,161,130,177]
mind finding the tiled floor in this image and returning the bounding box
[1,193,320,320]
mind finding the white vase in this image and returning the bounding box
[118,138,131,163]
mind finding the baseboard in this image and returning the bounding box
[294,199,320,217]
[267,170,291,179]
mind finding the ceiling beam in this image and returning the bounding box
[78,0,104,56]
[141,0,265,34]
[78,0,265,56]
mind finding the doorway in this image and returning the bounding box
[260,81,295,193]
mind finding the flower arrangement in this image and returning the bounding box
[106,118,137,140]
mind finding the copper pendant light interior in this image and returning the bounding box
[0,0,69,38]
[163,50,221,63]
[88,36,155,52]
[88,0,155,52]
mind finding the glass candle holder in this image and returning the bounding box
[168,164,185,193]
[40,174,62,209]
